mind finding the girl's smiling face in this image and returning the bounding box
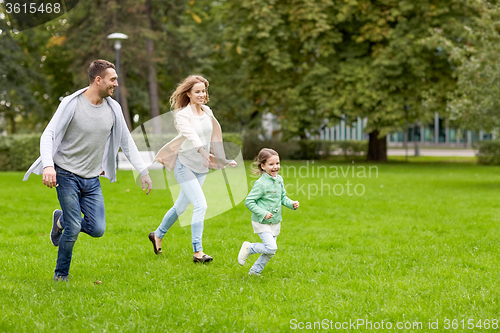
[261,155,280,177]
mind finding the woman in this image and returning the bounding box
[149,75,237,262]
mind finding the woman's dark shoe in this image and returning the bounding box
[193,254,213,263]
[148,232,162,255]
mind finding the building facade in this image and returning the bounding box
[263,112,492,146]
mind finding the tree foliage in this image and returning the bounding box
[224,0,489,160]
[424,1,500,131]
[1,0,497,161]
[0,18,49,134]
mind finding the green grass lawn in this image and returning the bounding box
[1,160,500,332]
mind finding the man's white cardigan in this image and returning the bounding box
[23,87,149,183]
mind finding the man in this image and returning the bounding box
[24,59,152,281]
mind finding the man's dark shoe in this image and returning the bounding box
[50,209,63,247]
[53,275,69,282]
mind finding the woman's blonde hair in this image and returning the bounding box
[251,148,279,175]
[170,75,210,110]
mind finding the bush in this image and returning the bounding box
[2,132,368,170]
[130,134,178,152]
[243,132,355,160]
[131,132,243,160]
[221,133,242,148]
[221,133,243,160]
[0,135,41,171]
[0,132,245,172]
[243,132,301,160]
[242,129,370,160]
[332,140,368,159]
[476,140,500,165]
[291,140,333,160]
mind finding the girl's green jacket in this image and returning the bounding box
[245,172,296,225]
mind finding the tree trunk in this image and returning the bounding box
[146,0,161,134]
[6,112,16,134]
[367,130,387,162]
[118,72,132,131]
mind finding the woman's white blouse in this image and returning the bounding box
[178,112,213,173]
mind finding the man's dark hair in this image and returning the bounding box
[88,60,115,84]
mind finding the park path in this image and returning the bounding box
[387,148,476,157]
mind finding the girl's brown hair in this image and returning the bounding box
[169,75,210,110]
[251,148,279,175]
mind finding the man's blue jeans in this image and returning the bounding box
[155,159,207,252]
[54,165,106,277]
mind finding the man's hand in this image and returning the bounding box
[43,166,57,188]
[293,201,300,209]
[141,174,153,195]
[264,212,273,220]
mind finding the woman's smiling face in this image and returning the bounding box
[187,82,207,106]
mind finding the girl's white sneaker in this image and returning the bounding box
[238,241,251,265]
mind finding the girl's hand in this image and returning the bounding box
[293,201,300,209]
[264,212,273,220]
[228,160,237,167]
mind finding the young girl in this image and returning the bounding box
[238,148,299,275]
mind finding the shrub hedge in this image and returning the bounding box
[242,131,367,160]
[475,140,500,165]
[333,140,368,158]
[0,135,41,172]
[0,133,245,171]
[0,132,366,171]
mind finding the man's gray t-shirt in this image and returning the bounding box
[53,94,113,178]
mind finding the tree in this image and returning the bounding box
[148,0,255,132]
[425,1,500,131]
[223,0,333,139]
[0,18,47,134]
[59,0,221,131]
[316,0,478,160]
[183,0,256,132]
[223,0,488,161]
[145,0,160,134]
[60,0,150,130]
[1,0,234,134]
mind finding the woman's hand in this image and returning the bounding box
[228,160,237,167]
[198,147,213,168]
